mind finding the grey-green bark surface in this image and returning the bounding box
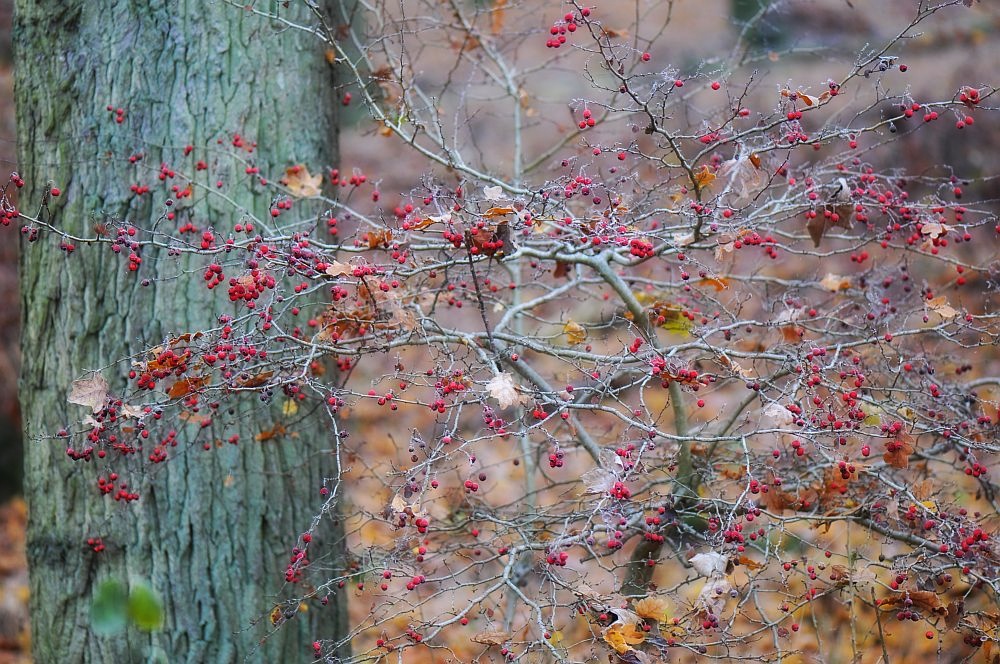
[15,1,347,662]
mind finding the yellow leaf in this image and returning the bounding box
[860,402,882,425]
[693,165,716,190]
[602,622,645,654]
[649,303,693,335]
[563,320,587,345]
[283,165,323,198]
[633,596,670,623]
[282,400,299,416]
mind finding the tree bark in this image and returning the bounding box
[15,1,346,662]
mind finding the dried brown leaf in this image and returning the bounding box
[68,373,110,413]
[472,630,510,646]
[283,165,323,198]
[883,432,914,469]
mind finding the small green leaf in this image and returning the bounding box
[128,582,165,632]
[91,579,128,635]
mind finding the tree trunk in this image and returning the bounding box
[15,2,346,662]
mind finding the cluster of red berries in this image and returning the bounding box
[546,9,590,48]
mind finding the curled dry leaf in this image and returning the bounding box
[690,552,728,578]
[68,373,110,413]
[485,372,525,409]
[920,222,953,239]
[236,371,274,388]
[697,276,729,291]
[926,296,958,319]
[581,467,617,494]
[471,630,510,646]
[820,273,851,292]
[325,261,354,277]
[718,156,766,205]
[879,589,945,615]
[385,494,428,527]
[563,319,587,345]
[672,232,695,247]
[762,402,795,427]
[602,617,646,654]
[482,206,516,219]
[797,90,819,106]
[167,375,209,399]
[283,165,323,198]
[695,577,732,616]
[719,354,750,378]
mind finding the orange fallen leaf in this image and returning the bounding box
[693,165,716,189]
[697,276,730,291]
[168,375,209,399]
[482,206,516,218]
[237,371,274,389]
[366,229,393,249]
[256,423,287,442]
